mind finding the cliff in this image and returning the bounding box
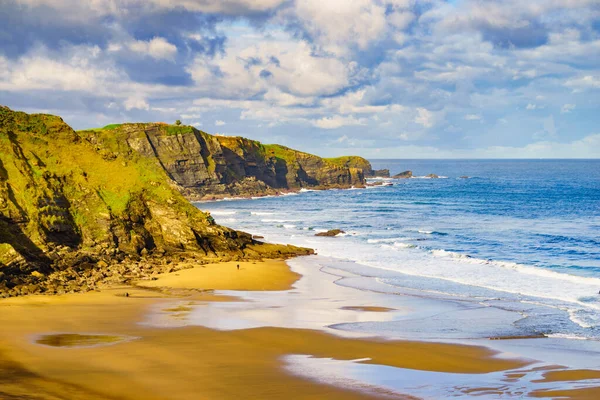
[0,106,311,297]
[77,124,369,200]
[327,156,389,178]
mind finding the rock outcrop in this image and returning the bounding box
[0,106,311,297]
[315,229,345,237]
[393,170,413,179]
[78,125,369,200]
[326,156,388,178]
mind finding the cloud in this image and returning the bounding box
[294,0,388,54]
[312,115,367,129]
[565,75,600,92]
[124,96,150,110]
[11,0,287,16]
[215,120,226,126]
[148,0,286,14]
[0,46,118,92]
[1,0,599,159]
[126,37,178,61]
[414,108,435,128]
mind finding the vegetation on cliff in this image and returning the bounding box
[78,123,370,200]
[0,106,311,297]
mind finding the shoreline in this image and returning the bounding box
[2,256,599,398]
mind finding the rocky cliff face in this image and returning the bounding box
[326,156,388,178]
[0,107,310,297]
[79,124,369,200]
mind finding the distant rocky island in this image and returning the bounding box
[0,106,378,297]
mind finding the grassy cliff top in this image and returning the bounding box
[325,156,372,170]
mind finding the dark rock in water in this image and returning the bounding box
[392,170,413,179]
[426,174,439,179]
[315,229,345,237]
[366,169,390,178]
[460,176,469,179]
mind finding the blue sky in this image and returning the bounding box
[1,0,599,158]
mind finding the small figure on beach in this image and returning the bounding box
[237,264,240,270]
[125,292,129,297]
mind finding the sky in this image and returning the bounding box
[0,0,599,159]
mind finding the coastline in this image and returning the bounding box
[2,256,599,399]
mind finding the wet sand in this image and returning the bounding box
[0,259,597,399]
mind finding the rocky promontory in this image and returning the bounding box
[0,106,313,297]
[77,124,369,201]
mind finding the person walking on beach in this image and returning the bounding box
[237,264,240,270]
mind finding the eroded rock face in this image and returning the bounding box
[82,125,369,200]
[0,106,312,297]
[393,170,413,179]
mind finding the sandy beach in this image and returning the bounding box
[1,257,599,399]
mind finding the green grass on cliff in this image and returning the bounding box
[165,125,194,136]
[262,144,300,164]
[325,156,371,170]
[0,108,185,245]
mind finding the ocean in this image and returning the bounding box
[196,159,600,342]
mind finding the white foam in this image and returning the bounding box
[367,237,413,244]
[251,211,274,216]
[546,333,589,340]
[209,210,237,216]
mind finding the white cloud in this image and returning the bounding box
[215,120,226,126]
[358,133,600,159]
[124,96,150,110]
[465,114,482,120]
[187,36,352,97]
[565,75,600,92]
[526,103,538,110]
[561,103,576,113]
[149,0,286,14]
[0,46,117,92]
[13,0,286,17]
[312,115,367,129]
[128,37,177,61]
[295,0,387,54]
[414,108,434,128]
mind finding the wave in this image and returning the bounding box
[418,230,447,236]
[367,237,415,244]
[251,211,274,216]
[209,210,237,216]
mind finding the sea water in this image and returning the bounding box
[196,159,600,342]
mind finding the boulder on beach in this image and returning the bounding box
[315,229,345,237]
[392,170,413,179]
